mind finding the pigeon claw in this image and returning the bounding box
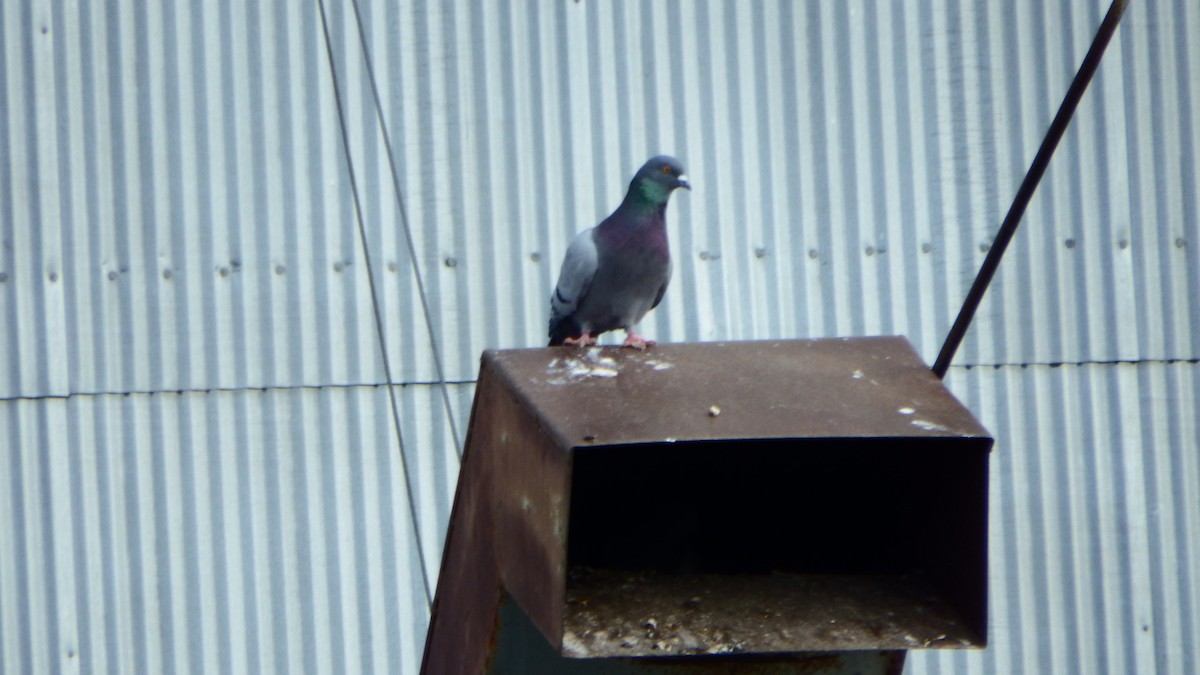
[622,332,655,350]
[564,332,597,348]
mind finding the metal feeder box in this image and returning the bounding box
[422,337,992,674]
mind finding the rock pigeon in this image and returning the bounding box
[548,155,690,349]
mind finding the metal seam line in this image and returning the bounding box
[4,355,1197,405]
[316,0,434,610]
[348,0,464,460]
[4,356,1198,404]
[0,381,479,404]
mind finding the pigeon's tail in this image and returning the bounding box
[548,315,583,347]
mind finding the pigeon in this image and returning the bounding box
[548,155,691,349]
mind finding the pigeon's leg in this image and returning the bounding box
[564,331,597,347]
[622,329,655,350]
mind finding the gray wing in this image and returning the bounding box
[549,227,599,328]
[649,256,673,310]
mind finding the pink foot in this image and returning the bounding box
[622,332,655,350]
[564,331,597,347]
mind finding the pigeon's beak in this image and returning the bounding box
[677,174,692,191]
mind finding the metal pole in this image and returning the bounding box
[932,0,1129,379]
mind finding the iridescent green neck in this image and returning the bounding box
[624,176,672,210]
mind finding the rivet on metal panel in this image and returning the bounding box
[1064,238,1076,249]
[444,256,458,268]
[921,242,933,254]
[865,246,876,256]
[530,252,542,262]
[48,271,58,283]
[275,264,286,275]
[0,272,8,282]
[162,268,173,280]
[107,270,118,281]
[754,247,767,259]
[807,248,819,259]
[1117,239,1128,250]
[1175,237,1186,248]
[218,266,230,277]
[333,261,345,272]
[978,243,990,253]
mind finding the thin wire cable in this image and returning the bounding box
[347,0,463,459]
[316,0,434,610]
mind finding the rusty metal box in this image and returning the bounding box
[423,337,992,674]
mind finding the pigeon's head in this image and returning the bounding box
[631,155,691,204]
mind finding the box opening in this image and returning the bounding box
[563,438,987,654]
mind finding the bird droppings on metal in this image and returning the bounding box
[543,347,678,384]
[545,355,619,382]
[910,419,952,433]
[584,348,615,365]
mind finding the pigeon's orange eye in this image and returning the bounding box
[662,165,671,174]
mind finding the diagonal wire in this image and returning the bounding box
[932,0,1128,379]
[346,0,464,460]
[316,0,433,610]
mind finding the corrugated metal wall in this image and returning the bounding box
[1,0,1196,673]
